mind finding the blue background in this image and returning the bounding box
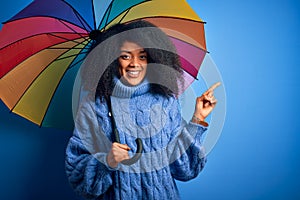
[1,0,299,199]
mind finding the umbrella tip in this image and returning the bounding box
[89,30,102,40]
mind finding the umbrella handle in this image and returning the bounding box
[114,128,143,165]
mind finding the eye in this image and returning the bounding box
[120,54,131,60]
[139,54,147,60]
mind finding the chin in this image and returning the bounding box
[125,78,144,86]
[128,80,142,86]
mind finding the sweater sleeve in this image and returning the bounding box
[168,98,208,182]
[65,96,114,199]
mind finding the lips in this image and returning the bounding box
[126,70,141,78]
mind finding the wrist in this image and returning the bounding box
[192,115,209,127]
[106,154,118,168]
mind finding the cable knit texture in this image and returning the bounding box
[65,78,207,200]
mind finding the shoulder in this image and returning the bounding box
[74,94,109,122]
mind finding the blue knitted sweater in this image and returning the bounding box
[65,78,207,199]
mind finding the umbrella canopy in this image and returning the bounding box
[0,0,207,130]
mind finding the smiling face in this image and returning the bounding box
[118,41,148,86]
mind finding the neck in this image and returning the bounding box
[112,76,150,98]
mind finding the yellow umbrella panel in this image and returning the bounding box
[0,38,89,126]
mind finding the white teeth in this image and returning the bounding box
[128,71,139,75]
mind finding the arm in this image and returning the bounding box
[168,98,207,181]
[65,96,115,198]
[169,82,220,181]
[65,134,114,199]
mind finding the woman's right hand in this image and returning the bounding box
[107,142,131,168]
[193,82,221,123]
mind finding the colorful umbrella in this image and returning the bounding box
[0,0,207,130]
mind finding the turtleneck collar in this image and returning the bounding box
[111,76,151,98]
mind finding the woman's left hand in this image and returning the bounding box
[193,82,221,123]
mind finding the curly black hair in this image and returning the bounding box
[81,20,184,102]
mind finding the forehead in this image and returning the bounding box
[120,41,145,52]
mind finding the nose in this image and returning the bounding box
[129,56,139,67]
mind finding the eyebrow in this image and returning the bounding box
[120,50,146,54]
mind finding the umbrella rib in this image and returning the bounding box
[49,32,86,43]
[124,16,208,51]
[91,0,97,30]
[4,0,93,32]
[9,38,88,119]
[47,33,89,46]
[0,35,90,79]
[7,34,89,111]
[182,68,199,80]
[58,19,89,39]
[39,49,88,127]
[131,16,206,25]
[117,8,131,24]
[98,0,113,30]
[168,35,209,53]
[103,1,114,31]
[73,9,93,33]
[168,34,208,79]
[67,57,86,70]
[47,38,90,62]
[9,49,75,113]
[4,15,92,34]
[47,34,91,51]
[98,0,152,30]
[62,0,93,32]
[39,60,75,128]
[0,32,84,51]
[48,47,89,50]
[55,51,88,61]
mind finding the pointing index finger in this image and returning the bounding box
[208,82,221,92]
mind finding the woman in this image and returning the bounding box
[65,20,220,199]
